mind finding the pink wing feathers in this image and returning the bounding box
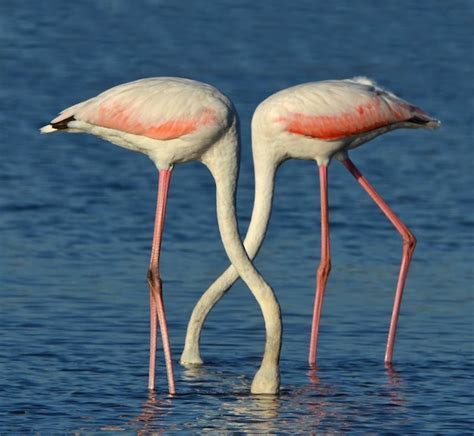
[275,78,437,140]
[46,78,221,140]
[89,103,216,140]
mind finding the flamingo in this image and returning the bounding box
[41,77,282,395]
[180,77,440,368]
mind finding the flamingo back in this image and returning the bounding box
[44,77,234,141]
[254,77,439,142]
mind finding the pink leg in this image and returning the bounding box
[342,158,416,364]
[309,165,331,366]
[147,169,176,394]
[148,290,157,389]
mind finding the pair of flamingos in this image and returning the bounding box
[42,77,439,395]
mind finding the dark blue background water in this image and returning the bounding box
[1,1,472,432]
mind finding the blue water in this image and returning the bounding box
[1,0,473,433]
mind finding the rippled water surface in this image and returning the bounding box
[1,1,473,433]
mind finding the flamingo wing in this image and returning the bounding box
[44,78,224,140]
[276,77,436,140]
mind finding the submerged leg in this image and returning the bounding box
[148,168,176,394]
[148,288,158,389]
[309,164,331,366]
[342,158,416,364]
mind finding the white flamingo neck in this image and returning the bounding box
[201,129,282,370]
[210,163,282,369]
[241,148,279,260]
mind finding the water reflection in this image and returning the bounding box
[384,364,408,409]
[130,365,409,433]
[302,367,346,431]
[130,391,174,434]
[127,387,281,433]
[291,363,410,431]
[181,362,211,381]
[180,362,249,394]
[128,363,411,433]
[219,394,281,433]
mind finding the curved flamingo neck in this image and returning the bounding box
[200,130,282,392]
[241,152,279,259]
[211,160,281,367]
[180,134,280,368]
